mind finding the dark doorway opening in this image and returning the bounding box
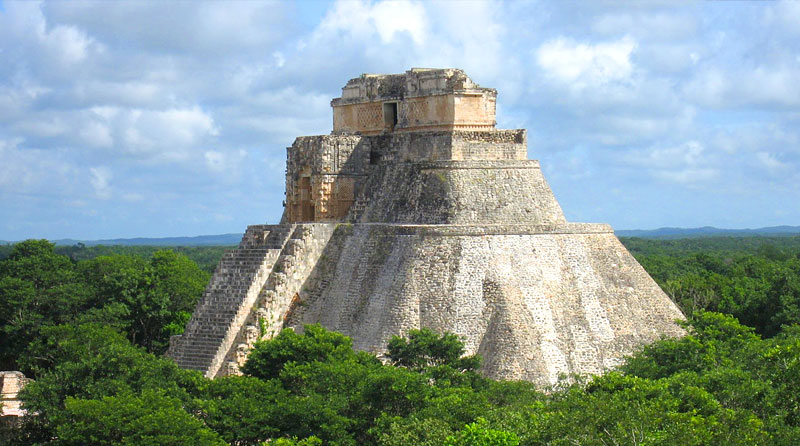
[383,102,398,130]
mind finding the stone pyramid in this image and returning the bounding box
[167,68,685,387]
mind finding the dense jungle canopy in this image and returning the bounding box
[1,236,799,445]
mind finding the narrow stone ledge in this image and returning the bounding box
[349,222,613,236]
[411,160,541,169]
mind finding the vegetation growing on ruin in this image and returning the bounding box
[1,236,799,445]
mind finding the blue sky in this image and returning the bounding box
[1,1,799,240]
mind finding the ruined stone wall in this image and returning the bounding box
[174,150,683,385]
[285,135,369,222]
[332,93,496,135]
[450,130,526,160]
[1,371,28,417]
[171,218,685,385]
[331,68,496,134]
[284,132,528,223]
[285,224,685,387]
[350,160,566,225]
[450,93,496,129]
[167,223,340,378]
[363,130,526,162]
[287,135,369,176]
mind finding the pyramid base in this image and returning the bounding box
[286,223,685,387]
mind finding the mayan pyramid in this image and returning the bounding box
[167,68,685,387]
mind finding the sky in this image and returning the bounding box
[1,0,799,240]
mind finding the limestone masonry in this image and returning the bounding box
[167,68,685,387]
[1,371,28,418]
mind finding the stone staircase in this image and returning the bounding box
[219,223,337,376]
[166,224,295,377]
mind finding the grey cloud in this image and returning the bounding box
[41,1,294,57]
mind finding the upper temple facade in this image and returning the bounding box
[168,69,685,387]
[331,68,497,134]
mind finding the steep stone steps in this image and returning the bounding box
[218,223,338,376]
[166,224,297,376]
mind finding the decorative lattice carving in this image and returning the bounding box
[336,178,355,201]
[406,100,426,123]
[357,103,382,130]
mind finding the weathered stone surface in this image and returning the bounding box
[0,371,28,418]
[352,160,566,225]
[168,68,685,386]
[286,224,683,387]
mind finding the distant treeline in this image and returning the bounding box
[621,234,800,257]
[0,243,230,274]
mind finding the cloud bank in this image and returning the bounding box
[1,0,798,239]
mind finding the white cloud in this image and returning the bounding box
[0,138,80,197]
[122,192,144,203]
[536,36,636,89]
[421,1,508,82]
[79,119,113,148]
[633,140,706,169]
[655,167,719,184]
[764,0,800,37]
[740,67,800,107]
[371,1,427,44]
[40,24,94,65]
[315,0,428,44]
[89,166,112,199]
[272,52,285,68]
[111,107,219,161]
[40,1,291,56]
[204,149,246,174]
[592,11,698,41]
[756,151,788,172]
[620,141,720,185]
[686,67,800,108]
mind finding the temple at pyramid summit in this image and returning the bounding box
[167,68,685,387]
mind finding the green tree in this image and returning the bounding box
[375,416,453,446]
[515,372,769,446]
[758,326,800,427]
[444,418,519,446]
[241,324,360,381]
[56,390,225,446]
[387,328,481,372]
[622,311,760,379]
[78,250,209,353]
[0,242,209,369]
[267,437,323,446]
[194,375,285,445]
[149,250,210,336]
[16,324,202,444]
[0,240,90,369]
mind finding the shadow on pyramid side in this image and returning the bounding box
[167,69,685,387]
